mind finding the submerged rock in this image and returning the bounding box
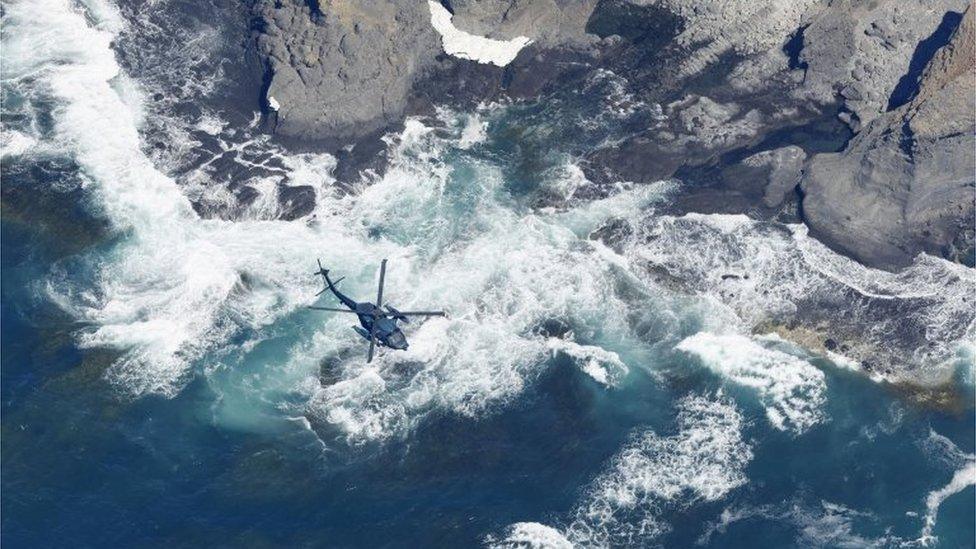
[276,184,316,221]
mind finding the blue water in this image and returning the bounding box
[2,1,974,547]
[4,275,975,547]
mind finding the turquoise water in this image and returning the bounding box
[2,0,974,547]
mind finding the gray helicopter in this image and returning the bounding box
[309,259,446,362]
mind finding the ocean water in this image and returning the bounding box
[2,0,974,547]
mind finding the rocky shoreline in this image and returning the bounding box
[253,0,974,272]
[238,0,976,389]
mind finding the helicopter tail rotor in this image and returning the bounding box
[314,258,330,277]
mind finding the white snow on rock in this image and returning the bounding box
[427,1,531,67]
[267,95,280,111]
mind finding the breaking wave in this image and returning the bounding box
[6,0,972,452]
[4,1,974,546]
[493,394,752,547]
[677,332,826,434]
[629,213,976,384]
[5,0,678,443]
[489,523,573,549]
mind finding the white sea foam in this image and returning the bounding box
[677,332,827,434]
[914,461,976,546]
[428,1,532,67]
[194,112,226,136]
[551,178,676,238]
[699,500,889,548]
[907,431,976,546]
[631,213,976,384]
[495,396,752,547]
[12,0,655,440]
[547,338,628,386]
[583,69,645,120]
[918,429,971,469]
[0,130,37,158]
[457,113,488,149]
[7,0,338,397]
[5,0,212,394]
[562,395,751,546]
[488,522,574,549]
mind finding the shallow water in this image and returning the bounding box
[2,0,974,547]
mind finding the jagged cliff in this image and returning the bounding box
[252,0,975,270]
[801,7,975,269]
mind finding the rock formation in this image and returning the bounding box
[800,7,975,269]
[254,0,439,141]
[251,0,975,270]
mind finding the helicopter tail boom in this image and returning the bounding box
[315,259,357,309]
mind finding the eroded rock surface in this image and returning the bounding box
[800,7,975,269]
[254,1,439,141]
[252,0,974,270]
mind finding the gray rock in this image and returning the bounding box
[252,0,974,274]
[741,146,807,208]
[797,0,970,128]
[254,0,600,143]
[579,89,819,190]
[800,7,975,270]
[254,0,440,141]
[448,0,599,47]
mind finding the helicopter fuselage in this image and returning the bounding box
[326,274,408,350]
[311,259,445,362]
[351,304,408,350]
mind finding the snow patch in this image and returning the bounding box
[427,1,531,67]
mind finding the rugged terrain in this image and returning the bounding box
[243,0,976,387]
[253,0,974,271]
[2,1,975,544]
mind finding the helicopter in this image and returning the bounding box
[309,259,446,363]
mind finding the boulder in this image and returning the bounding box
[254,0,440,141]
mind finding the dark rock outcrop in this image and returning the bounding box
[251,0,974,271]
[254,1,440,141]
[253,0,598,142]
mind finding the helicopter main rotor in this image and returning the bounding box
[308,258,446,363]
